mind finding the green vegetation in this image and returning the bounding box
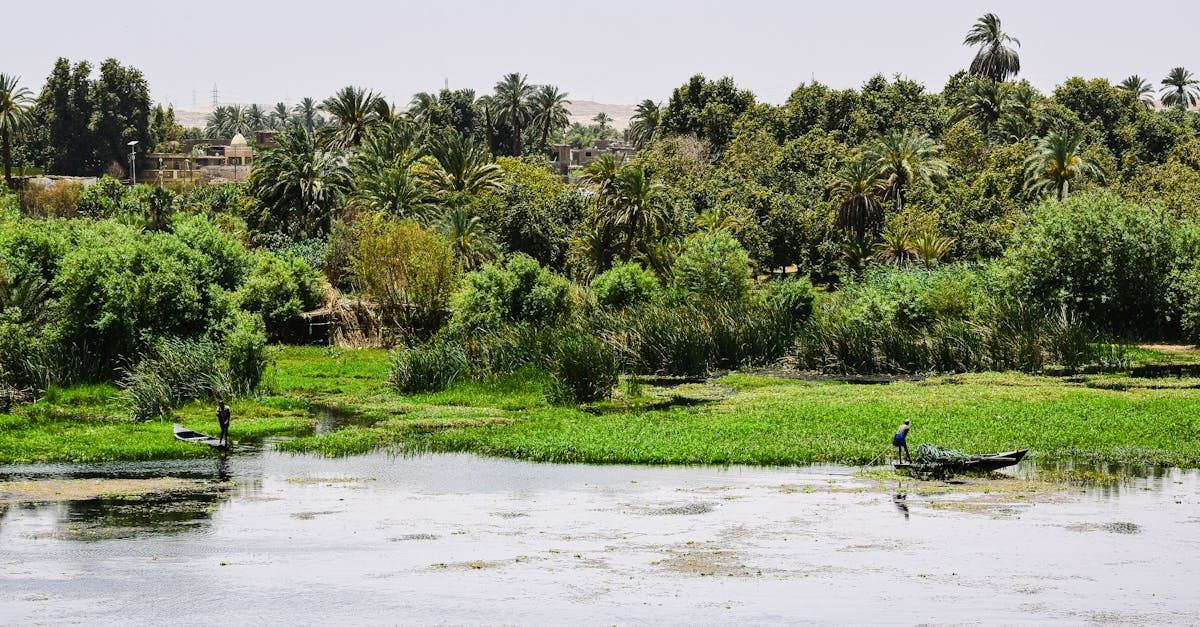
[5,14,1200,471]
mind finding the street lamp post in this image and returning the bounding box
[127,140,139,184]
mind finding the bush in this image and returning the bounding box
[672,230,752,301]
[17,182,82,218]
[234,252,323,338]
[545,330,620,405]
[224,311,268,395]
[591,261,660,308]
[75,176,129,217]
[764,277,816,330]
[119,338,232,421]
[391,340,471,393]
[1004,192,1185,338]
[448,253,571,335]
[350,213,459,338]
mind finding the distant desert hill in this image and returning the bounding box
[173,100,637,132]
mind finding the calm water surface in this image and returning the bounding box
[1,449,1198,625]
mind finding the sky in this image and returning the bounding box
[3,0,1196,109]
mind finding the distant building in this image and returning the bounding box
[137,132,261,184]
[551,139,636,178]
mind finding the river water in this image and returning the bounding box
[1,449,1198,625]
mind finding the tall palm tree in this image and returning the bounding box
[1160,67,1199,110]
[866,130,948,212]
[628,100,661,148]
[1118,75,1155,108]
[245,104,268,132]
[530,85,571,150]
[435,205,498,270]
[493,73,534,156]
[964,13,1021,82]
[0,74,34,186]
[408,91,438,128]
[600,165,670,260]
[319,86,388,148]
[1023,130,1105,201]
[423,133,504,198]
[354,167,436,222]
[831,158,885,238]
[247,124,353,237]
[592,112,613,133]
[270,102,291,129]
[476,94,497,155]
[293,97,323,134]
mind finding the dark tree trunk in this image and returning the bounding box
[2,129,11,188]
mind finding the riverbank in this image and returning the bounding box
[2,346,1200,466]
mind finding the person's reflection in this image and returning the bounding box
[893,480,909,520]
[216,453,232,483]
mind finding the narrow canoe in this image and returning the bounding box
[895,449,1029,473]
[172,424,227,449]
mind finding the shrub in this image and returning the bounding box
[1004,192,1184,338]
[119,338,232,421]
[764,277,816,330]
[75,176,129,217]
[448,253,571,335]
[350,213,459,338]
[672,230,752,301]
[18,182,82,218]
[390,340,471,393]
[591,261,660,308]
[234,252,323,338]
[224,311,268,395]
[545,330,620,404]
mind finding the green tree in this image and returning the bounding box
[831,158,885,238]
[88,59,152,175]
[1160,67,1199,110]
[0,74,34,186]
[592,112,612,133]
[867,129,948,212]
[318,86,389,148]
[1118,75,1155,108]
[952,79,1009,138]
[423,133,504,198]
[1023,130,1105,200]
[435,205,498,270]
[628,99,661,148]
[530,85,571,151]
[660,75,755,152]
[596,165,671,260]
[964,13,1021,82]
[493,73,534,156]
[247,124,353,236]
[292,97,324,134]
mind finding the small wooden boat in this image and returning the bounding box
[895,449,1028,473]
[173,424,228,449]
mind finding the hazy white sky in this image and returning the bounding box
[3,0,1196,108]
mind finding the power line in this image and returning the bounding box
[211,84,219,108]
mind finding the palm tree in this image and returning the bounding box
[270,102,291,129]
[245,104,268,132]
[493,73,534,156]
[247,124,353,237]
[593,112,613,133]
[600,165,670,259]
[354,168,436,222]
[530,85,571,151]
[408,92,438,128]
[866,130,948,212]
[964,13,1021,82]
[953,79,1008,138]
[1024,130,1104,201]
[910,230,955,269]
[423,133,504,198]
[1118,75,1155,108]
[435,205,498,270]
[476,94,497,155]
[293,97,323,134]
[1160,67,1199,110]
[580,154,620,192]
[0,74,34,187]
[831,159,885,238]
[319,86,388,148]
[628,100,661,147]
[874,228,915,267]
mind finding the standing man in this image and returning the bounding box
[217,401,232,448]
[893,419,911,463]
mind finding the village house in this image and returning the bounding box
[550,139,636,178]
